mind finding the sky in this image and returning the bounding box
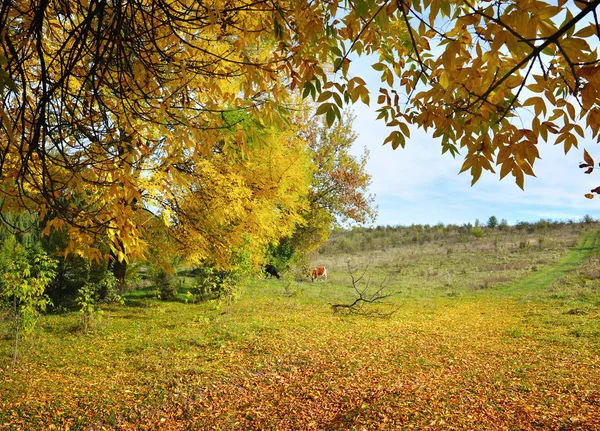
[348,59,600,228]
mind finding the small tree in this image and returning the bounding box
[76,271,119,331]
[153,269,177,300]
[471,227,484,238]
[487,216,498,229]
[0,240,56,365]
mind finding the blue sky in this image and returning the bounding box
[348,60,600,228]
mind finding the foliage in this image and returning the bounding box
[40,223,111,304]
[317,0,600,194]
[152,269,177,301]
[307,110,376,227]
[583,214,596,224]
[75,284,102,331]
[75,271,119,330]
[487,215,498,229]
[471,227,484,238]
[270,110,376,269]
[6,0,597,263]
[0,238,56,364]
[180,264,247,302]
[320,217,583,255]
[153,108,314,275]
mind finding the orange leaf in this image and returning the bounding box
[581,83,597,110]
[584,149,594,166]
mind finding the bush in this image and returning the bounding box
[153,269,177,300]
[75,272,120,330]
[471,227,484,238]
[0,240,57,364]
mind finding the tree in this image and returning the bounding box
[161,110,313,272]
[271,110,376,268]
[487,216,498,229]
[1,0,314,261]
[315,0,600,194]
[3,0,600,262]
[0,236,56,365]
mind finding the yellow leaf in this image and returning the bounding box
[574,24,596,38]
[513,165,525,190]
[581,83,596,110]
[471,163,482,185]
[439,72,450,89]
[500,158,514,179]
[399,122,411,138]
[317,91,332,103]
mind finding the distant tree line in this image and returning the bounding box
[318,216,597,255]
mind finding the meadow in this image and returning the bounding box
[1,222,600,430]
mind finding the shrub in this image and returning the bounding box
[153,269,177,300]
[75,271,120,331]
[499,219,509,231]
[471,227,484,238]
[0,241,57,364]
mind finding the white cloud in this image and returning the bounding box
[351,99,600,226]
[344,53,600,226]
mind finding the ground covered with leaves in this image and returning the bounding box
[2,226,600,430]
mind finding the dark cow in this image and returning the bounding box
[264,264,281,279]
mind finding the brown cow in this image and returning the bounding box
[311,266,327,282]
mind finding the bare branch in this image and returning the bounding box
[328,261,398,317]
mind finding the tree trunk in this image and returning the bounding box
[111,255,127,296]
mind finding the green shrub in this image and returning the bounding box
[471,227,484,238]
[153,269,177,300]
[75,271,120,330]
[0,240,57,364]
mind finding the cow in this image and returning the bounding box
[311,266,327,282]
[264,264,281,279]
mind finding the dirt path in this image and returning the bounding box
[500,227,600,295]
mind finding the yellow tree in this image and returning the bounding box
[154,112,314,272]
[3,0,600,263]
[1,0,319,261]
[270,108,376,270]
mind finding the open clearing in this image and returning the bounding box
[1,224,600,430]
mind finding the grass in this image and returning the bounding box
[1,225,600,429]
[501,227,600,294]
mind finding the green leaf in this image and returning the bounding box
[326,109,336,127]
[315,103,331,116]
[302,82,314,100]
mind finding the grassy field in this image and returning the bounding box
[1,224,600,430]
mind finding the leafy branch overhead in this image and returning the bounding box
[579,149,600,198]
[315,0,600,191]
[2,0,600,261]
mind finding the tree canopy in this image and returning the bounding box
[1,0,600,261]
